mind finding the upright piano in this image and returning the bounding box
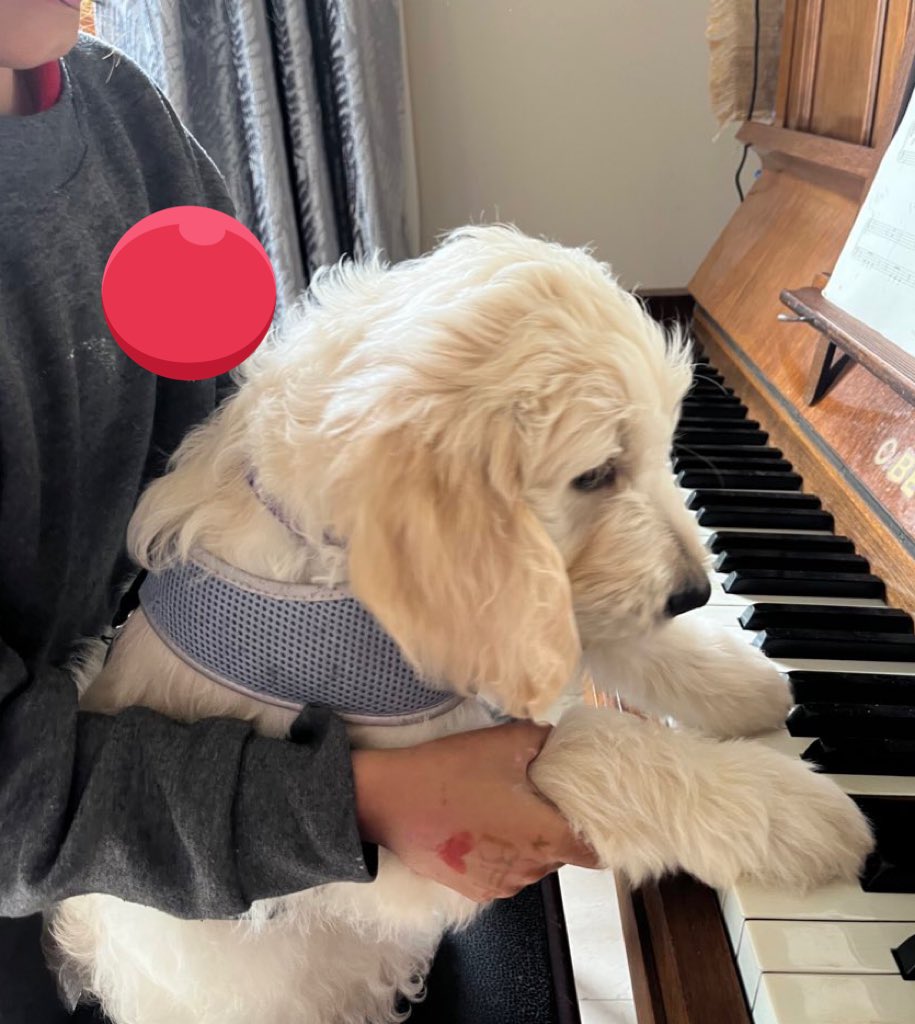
[617,3,915,1022]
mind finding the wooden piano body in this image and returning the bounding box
[619,3,915,1021]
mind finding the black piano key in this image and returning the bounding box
[891,934,915,980]
[681,396,745,412]
[861,858,915,893]
[688,388,736,403]
[698,507,835,529]
[740,604,913,633]
[723,569,885,598]
[756,629,915,661]
[677,428,769,447]
[687,489,820,510]
[675,456,794,473]
[856,798,915,893]
[688,375,733,390]
[802,737,915,776]
[687,378,736,389]
[787,702,915,739]
[708,531,855,554]
[789,671,915,706]
[677,470,803,490]
[673,444,784,461]
[717,551,870,574]
[678,416,761,430]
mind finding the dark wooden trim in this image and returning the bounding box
[737,122,878,179]
[618,876,751,1024]
[781,287,915,404]
[617,875,661,1024]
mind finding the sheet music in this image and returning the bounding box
[823,88,915,356]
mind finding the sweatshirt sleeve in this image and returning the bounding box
[0,641,376,921]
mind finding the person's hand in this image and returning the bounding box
[351,720,599,902]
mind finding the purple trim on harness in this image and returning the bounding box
[246,470,310,540]
[137,551,458,723]
[246,470,344,548]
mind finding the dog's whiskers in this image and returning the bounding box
[672,442,724,488]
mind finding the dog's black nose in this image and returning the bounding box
[665,579,711,617]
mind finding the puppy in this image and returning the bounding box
[50,226,872,1024]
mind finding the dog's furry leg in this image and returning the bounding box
[530,705,872,891]
[586,614,792,738]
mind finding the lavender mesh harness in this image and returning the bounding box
[138,550,460,724]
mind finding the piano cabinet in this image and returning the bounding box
[619,4,915,1023]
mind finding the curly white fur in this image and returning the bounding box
[50,226,872,1024]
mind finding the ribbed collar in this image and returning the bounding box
[0,57,86,199]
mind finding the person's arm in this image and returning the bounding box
[0,643,375,920]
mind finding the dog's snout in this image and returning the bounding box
[665,578,711,618]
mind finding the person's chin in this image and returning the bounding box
[39,0,82,60]
[32,24,81,68]
[1,9,76,67]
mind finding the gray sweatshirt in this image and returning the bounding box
[0,32,375,999]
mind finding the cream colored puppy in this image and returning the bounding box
[51,227,872,1024]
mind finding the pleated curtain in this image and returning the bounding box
[96,0,420,311]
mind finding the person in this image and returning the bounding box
[0,6,596,1022]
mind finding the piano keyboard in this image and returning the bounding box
[682,355,915,1023]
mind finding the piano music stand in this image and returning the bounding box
[780,286,915,406]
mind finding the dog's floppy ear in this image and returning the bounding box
[341,425,581,718]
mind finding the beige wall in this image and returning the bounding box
[402,0,754,290]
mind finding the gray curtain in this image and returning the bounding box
[96,0,420,311]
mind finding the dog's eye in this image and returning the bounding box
[572,460,617,492]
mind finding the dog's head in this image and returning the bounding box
[251,226,707,715]
[144,226,708,717]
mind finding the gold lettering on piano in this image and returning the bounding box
[874,439,898,465]
[874,438,915,500]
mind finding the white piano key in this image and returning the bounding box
[557,866,632,1002]
[721,886,746,948]
[768,657,915,675]
[577,1001,637,1024]
[739,918,914,979]
[752,972,915,1024]
[737,927,764,1006]
[705,585,889,610]
[726,878,915,927]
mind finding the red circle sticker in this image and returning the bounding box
[101,206,277,380]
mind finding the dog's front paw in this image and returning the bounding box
[687,631,794,738]
[707,745,874,891]
[532,707,872,895]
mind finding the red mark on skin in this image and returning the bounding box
[436,831,474,874]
